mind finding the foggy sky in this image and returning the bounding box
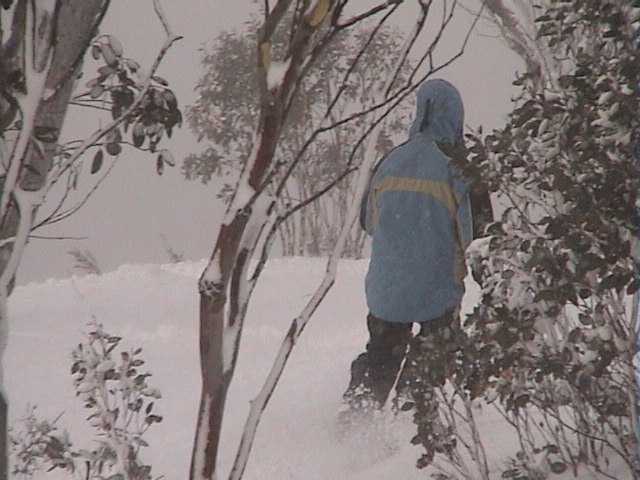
[18,0,522,285]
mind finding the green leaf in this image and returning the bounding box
[135,437,149,447]
[91,44,101,60]
[105,142,122,156]
[86,77,100,89]
[89,84,104,99]
[106,35,124,57]
[162,89,178,109]
[549,462,568,475]
[33,125,59,143]
[145,414,163,424]
[97,65,115,78]
[124,58,140,72]
[578,288,591,299]
[91,150,103,174]
[156,154,164,175]
[534,14,551,22]
[534,289,557,302]
[132,123,145,148]
[502,269,515,280]
[159,149,175,167]
[400,401,415,411]
[152,75,169,86]
[101,44,118,67]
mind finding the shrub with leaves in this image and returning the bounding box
[9,322,163,480]
[406,1,640,478]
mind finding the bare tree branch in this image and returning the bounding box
[36,155,119,229]
[153,0,174,37]
[29,234,88,241]
[335,0,399,30]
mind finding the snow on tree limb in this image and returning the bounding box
[0,4,55,222]
[266,59,291,91]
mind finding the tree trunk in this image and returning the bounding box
[191,109,284,480]
[0,1,109,476]
[189,3,341,476]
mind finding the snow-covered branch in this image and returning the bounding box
[0,3,56,221]
[334,0,401,30]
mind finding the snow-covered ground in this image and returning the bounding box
[6,258,629,479]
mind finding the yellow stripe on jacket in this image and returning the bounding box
[370,175,466,286]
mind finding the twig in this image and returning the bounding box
[335,1,397,30]
[153,0,174,37]
[323,3,401,121]
[29,234,88,241]
[36,155,119,229]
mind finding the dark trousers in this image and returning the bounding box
[343,310,459,411]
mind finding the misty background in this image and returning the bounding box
[19,0,521,285]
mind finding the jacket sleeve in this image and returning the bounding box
[360,157,385,234]
[359,184,370,232]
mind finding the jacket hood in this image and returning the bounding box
[409,79,464,144]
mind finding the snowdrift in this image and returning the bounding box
[6,258,628,479]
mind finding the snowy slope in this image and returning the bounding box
[5,258,628,479]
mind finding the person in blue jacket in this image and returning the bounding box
[342,78,474,415]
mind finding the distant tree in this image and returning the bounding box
[0,1,181,476]
[185,18,410,258]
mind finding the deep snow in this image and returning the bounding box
[5,258,629,479]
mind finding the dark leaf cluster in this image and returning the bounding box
[83,34,182,176]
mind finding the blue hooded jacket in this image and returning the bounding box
[362,79,473,323]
